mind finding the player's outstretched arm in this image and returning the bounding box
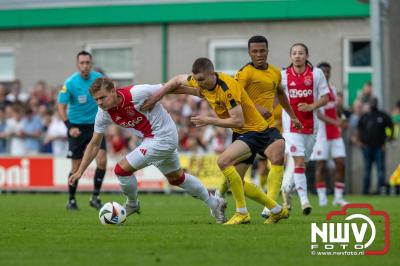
[141,74,192,111]
[69,132,104,185]
[173,85,201,97]
[276,85,302,129]
[190,105,244,128]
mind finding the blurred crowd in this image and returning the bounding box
[0,79,399,159]
[0,79,232,157]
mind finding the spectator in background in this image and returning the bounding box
[391,99,400,140]
[40,109,54,153]
[4,103,26,155]
[358,97,394,195]
[357,81,373,108]
[106,125,128,156]
[0,106,7,153]
[6,80,29,103]
[0,83,12,109]
[21,107,43,154]
[31,80,51,106]
[43,110,68,156]
[348,99,363,145]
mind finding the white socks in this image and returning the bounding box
[316,182,327,206]
[270,204,282,214]
[177,173,218,209]
[294,167,309,205]
[117,174,138,204]
[334,182,345,200]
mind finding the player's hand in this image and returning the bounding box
[336,119,348,129]
[69,127,81,138]
[291,117,303,130]
[141,92,163,112]
[297,103,314,112]
[256,105,272,120]
[68,171,82,185]
[260,109,272,120]
[190,115,209,127]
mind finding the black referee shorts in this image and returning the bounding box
[231,127,284,165]
[67,123,107,159]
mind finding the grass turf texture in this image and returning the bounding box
[0,194,398,266]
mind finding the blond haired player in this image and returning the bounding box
[68,77,227,224]
[142,58,300,224]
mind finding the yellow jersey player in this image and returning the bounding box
[142,58,299,224]
[218,36,299,219]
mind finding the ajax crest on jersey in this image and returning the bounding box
[99,202,127,225]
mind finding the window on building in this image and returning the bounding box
[87,44,133,86]
[0,49,15,82]
[209,40,248,75]
[349,41,371,67]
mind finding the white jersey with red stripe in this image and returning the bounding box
[281,65,329,135]
[94,84,178,143]
[316,85,341,140]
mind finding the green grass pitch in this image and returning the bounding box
[0,193,398,266]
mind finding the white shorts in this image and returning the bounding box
[311,137,346,161]
[125,137,180,175]
[283,132,316,160]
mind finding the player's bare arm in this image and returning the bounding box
[190,105,244,128]
[298,94,329,112]
[57,102,81,137]
[316,110,345,128]
[69,132,104,185]
[254,103,272,120]
[277,84,303,129]
[141,74,192,111]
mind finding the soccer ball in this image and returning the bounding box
[99,202,127,225]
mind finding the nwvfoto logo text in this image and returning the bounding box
[310,204,389,256]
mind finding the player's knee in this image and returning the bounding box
[114,163,132,177]
[269,153,284,165]
[217,156,232,170]
[167,171,185,186]
[266,140,285,165]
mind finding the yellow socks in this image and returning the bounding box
[243,181,277,210]
[267,165,284,201]
[222,166,247,212]
[259,173,268,189]
[218,177,229,196]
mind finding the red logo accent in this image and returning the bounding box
[326,204,390,255]
[140,149,147,156]
[290,145,297,152]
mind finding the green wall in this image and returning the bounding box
[347,72,372,106]
[0,0,369,29]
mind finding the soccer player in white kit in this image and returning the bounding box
[310,62,348,207]
[68,77,226,223]
[281,43,329,215]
